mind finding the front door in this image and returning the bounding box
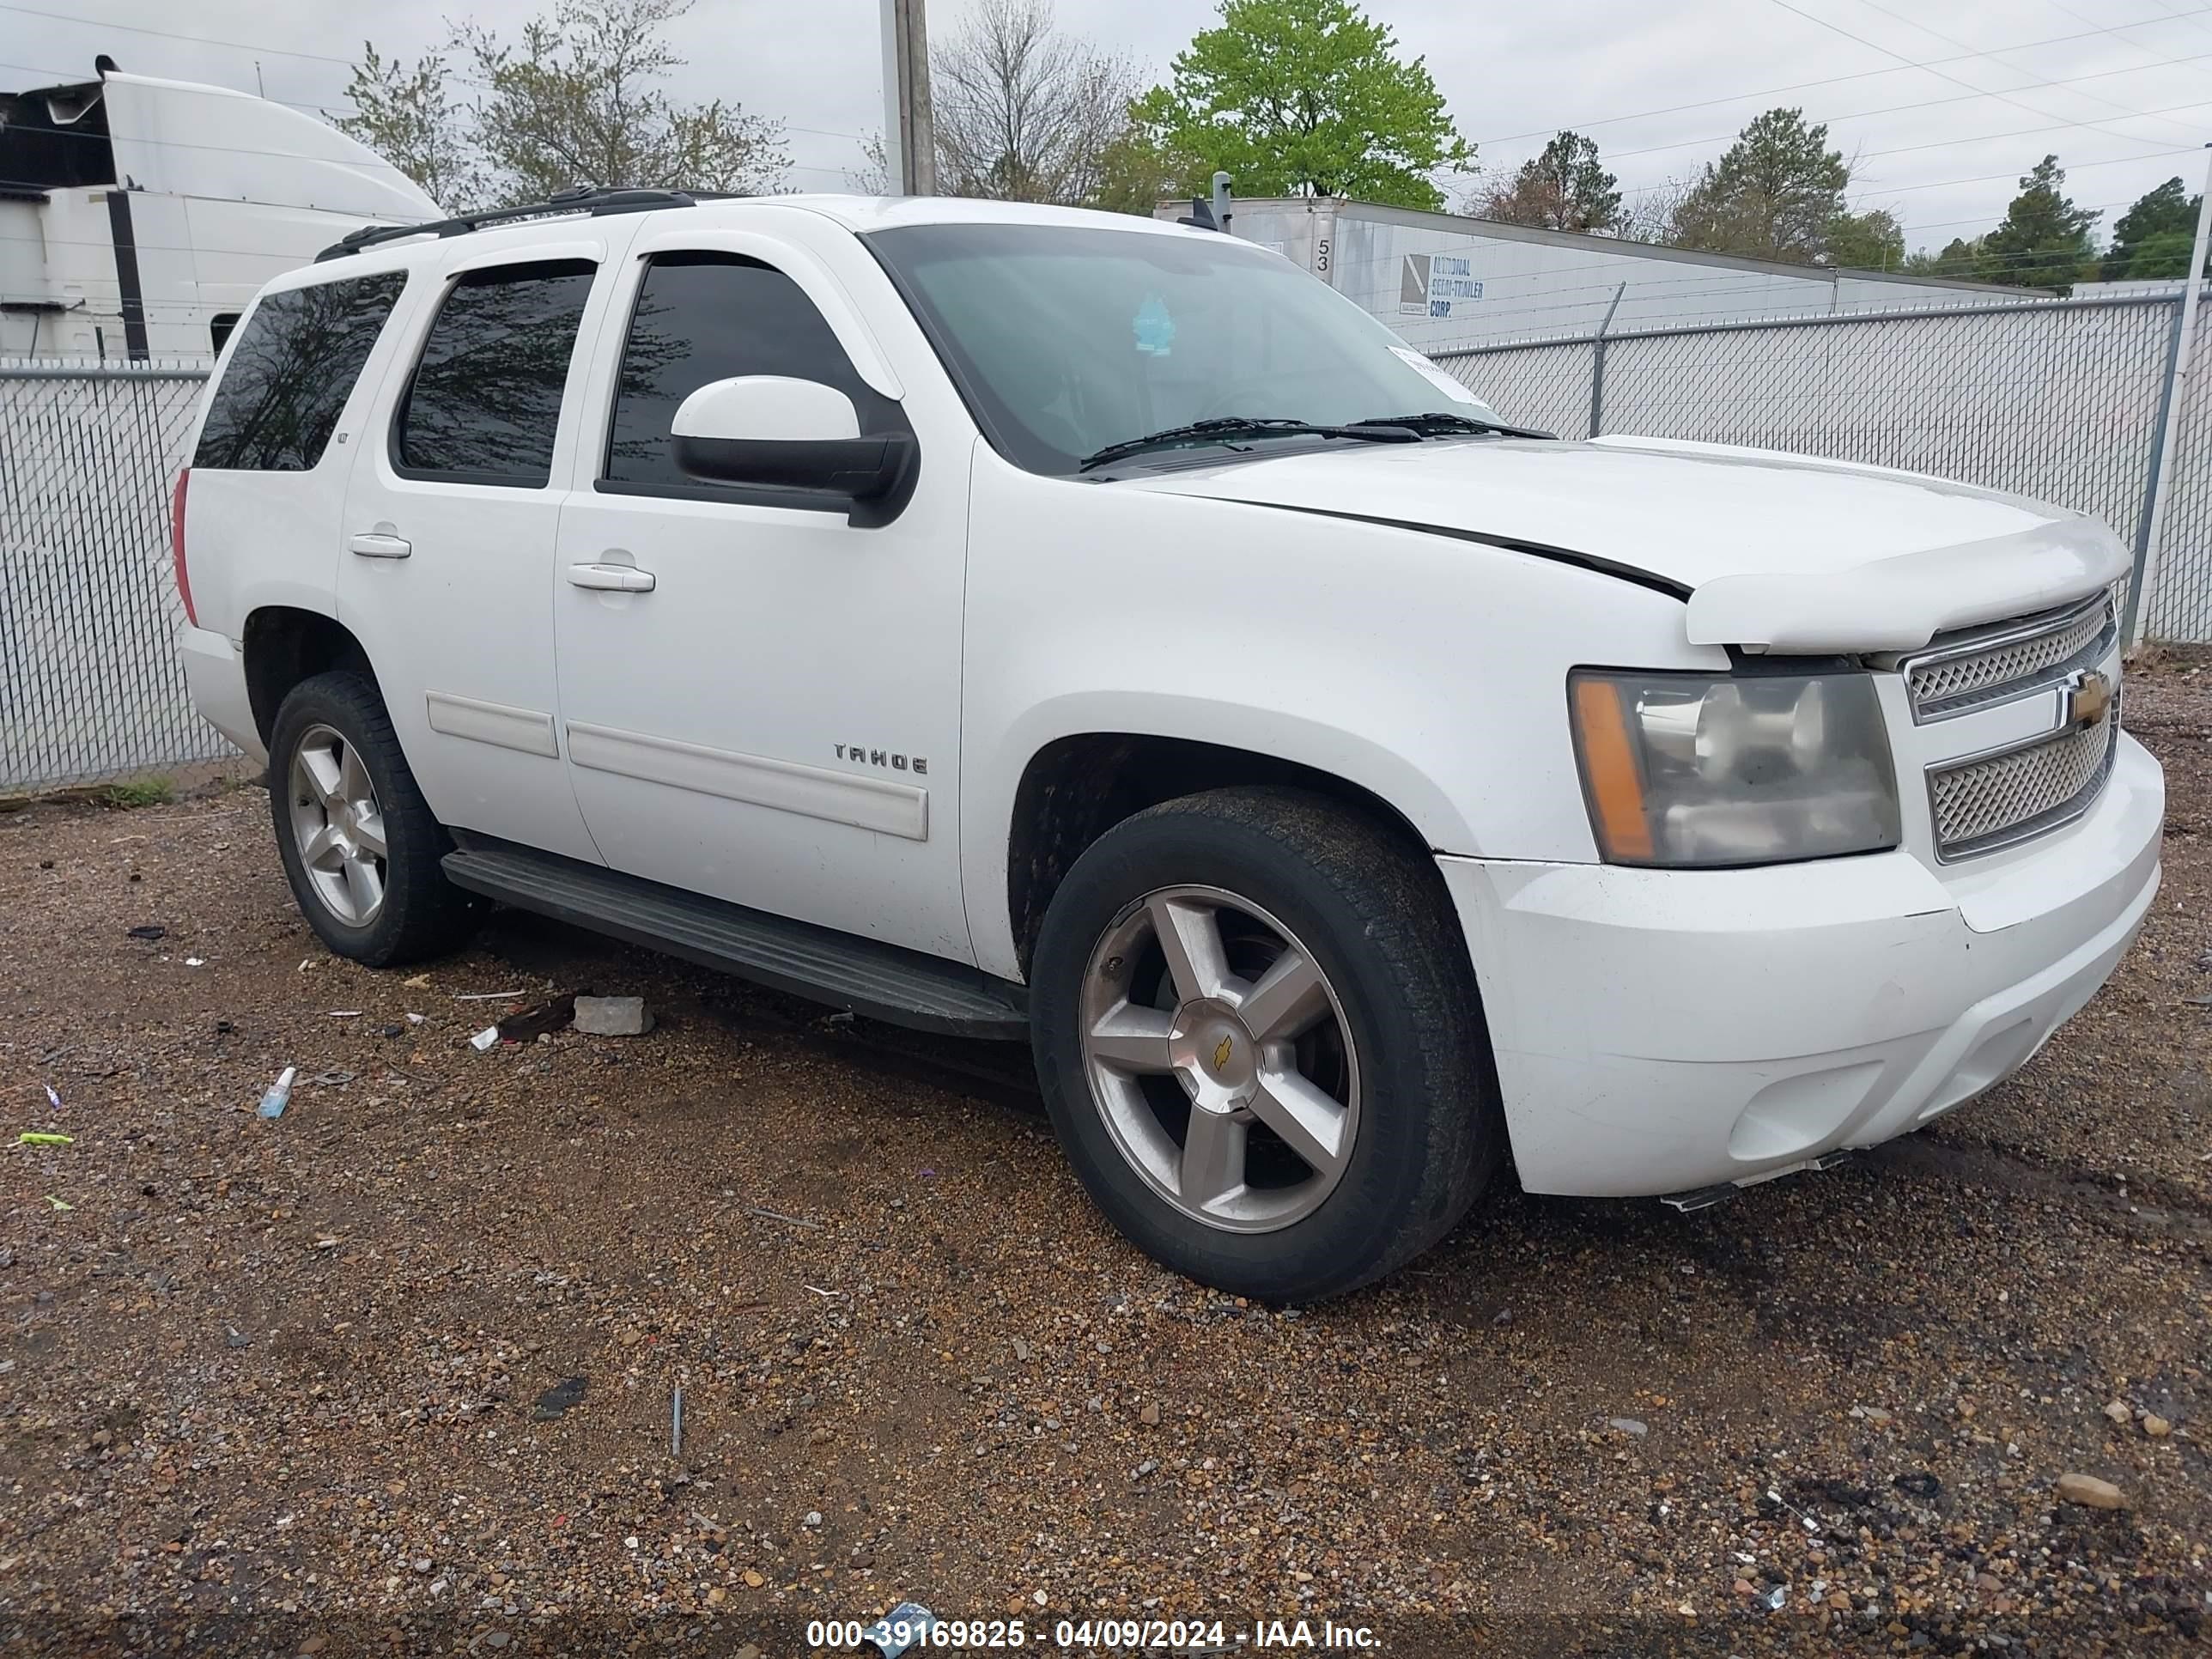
[551,225,974,962]
[340,239,638,863]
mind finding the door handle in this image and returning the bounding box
[349,532,411,559]
[567,562,656,593]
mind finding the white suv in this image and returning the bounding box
[173,189,2163,1301]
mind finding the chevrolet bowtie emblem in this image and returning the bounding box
[2066,667,2114,730]
[1213,1035,1235,1072]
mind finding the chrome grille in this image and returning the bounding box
[1903,592,2115,721]
[1928,710,2118,860]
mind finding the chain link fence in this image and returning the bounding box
[1,360,229,795]
[1437,291,2212,641]
[7,294,2212,797]
[2147,319,2212,641]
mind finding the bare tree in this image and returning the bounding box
[931,0,1142,204]
[846,132,893,196]
[1615,174,1695,245]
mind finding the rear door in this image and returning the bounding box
[337,234,639,861]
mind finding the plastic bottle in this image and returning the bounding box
[258,1066,296,1119]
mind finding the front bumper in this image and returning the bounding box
[1442,732,2163,1197]
[177,624,266,766]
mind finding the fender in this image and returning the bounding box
[957,459,1710,981]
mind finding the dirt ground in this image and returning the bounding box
[3,666,2210,1659]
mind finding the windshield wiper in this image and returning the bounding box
[1350,411,1556,440]
[1078,416,1419,473]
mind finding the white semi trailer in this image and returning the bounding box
[0,58,438,359]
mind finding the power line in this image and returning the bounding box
[0,80,856,185]
[1472,9,2212,146]
[1869,145,2204,198]
[1759,0,2193,153]
[1608,138,2204,204]
[2033,0,2212,89]
[1831,0,2209,141]
[1590,49,2212,167]
[0,56,346,116]
[0,3,362,70]
[2143,0,2212,49]
[1848,95,2212,169]
[0,3,872,149]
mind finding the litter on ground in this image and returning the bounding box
[257,1066,296,1120]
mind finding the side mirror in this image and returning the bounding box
[671,375,915,504]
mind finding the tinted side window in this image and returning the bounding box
[395,260,595,485]
[193,273,404,471]
[605,254,884,489]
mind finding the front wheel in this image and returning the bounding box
[1030,787,1502,1302]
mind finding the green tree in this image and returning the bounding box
[1901,236,1985,279]
[1132,0,1473,210]
[340,0,787,211]
[1084,126,1191,216]
[1475,130,1620,232]
[1978,155,2100,293]
[2122,228,2201,280]
[2103,177,2201,281]
[1668,108,1848,264]
[330,43,486,211]
[1823,206,1904,270]
[458,0,786,201]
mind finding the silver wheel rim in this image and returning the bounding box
[1078,884,1359,1234]
[287,723,388,927]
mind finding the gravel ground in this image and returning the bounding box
[3,665,2210,1659]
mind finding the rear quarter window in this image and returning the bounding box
[192,271,407,471]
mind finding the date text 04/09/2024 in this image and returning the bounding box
[806,1619,1383,1650]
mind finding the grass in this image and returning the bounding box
[98,775,177,809]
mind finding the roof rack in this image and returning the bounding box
[314,185,710,263]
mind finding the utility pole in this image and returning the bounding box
[878,0,935,197]
[2127,140,2212,647]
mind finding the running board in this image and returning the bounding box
[441,842,1030,1040]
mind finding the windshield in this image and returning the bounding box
[864,222,1504,475]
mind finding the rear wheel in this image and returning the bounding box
[1030,787,1502,1302]
[268,671,482,965]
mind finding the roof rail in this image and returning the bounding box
[314,185,708,263]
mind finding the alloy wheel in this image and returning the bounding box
[1077,884,1359,1233]
[287,723,389,927]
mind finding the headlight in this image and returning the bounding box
[1568,669,1900,867]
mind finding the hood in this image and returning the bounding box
[1126,433,2127,653]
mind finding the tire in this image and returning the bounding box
[267,670,483,966]
[1030,787,1502,1303]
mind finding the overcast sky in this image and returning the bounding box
[10,0,2212,258]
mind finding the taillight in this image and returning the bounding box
[170,468,196,627]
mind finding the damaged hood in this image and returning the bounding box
[1127,433,2127,653]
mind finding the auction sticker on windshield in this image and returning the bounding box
[1389,344,1492,410]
